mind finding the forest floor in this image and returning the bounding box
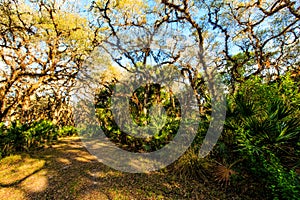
[0,137,258,200]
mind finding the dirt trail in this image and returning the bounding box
[0,137,245,200]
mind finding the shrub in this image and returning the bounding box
[172,148,211,182]
[57,126,78,137]
[0,120,77,157]
[24,120,58,149]
[222,75,300,199]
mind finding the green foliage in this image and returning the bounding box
[0,120,77,158]
[24,120,59,149]
[0,121,29,154]
[172,148,211,182]
[222,75,300,199]
[58,126,78,137]
[95,83,181,152]
[258,151,300,200]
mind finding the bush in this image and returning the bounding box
[24,120,58,149]
[171,148,211,182]
[57,126,78,137]
[0,121,29,156]
[222,75,300,199]
[0,120,77,158]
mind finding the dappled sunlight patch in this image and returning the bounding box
[88,170,124,179]
[0,154,45,186]
[56,143,83,150]
[52,144,69,150]
[0,187,26,200]
[56,158,72,165]
[81,154,98,161]
[65,149,84,154]
[74,156,93,163]
[20,170,48,193]
[43,155,53,159]
[0,154,23,166]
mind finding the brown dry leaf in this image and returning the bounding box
[214,164,237,185]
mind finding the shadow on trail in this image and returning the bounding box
[0,137,241,200]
